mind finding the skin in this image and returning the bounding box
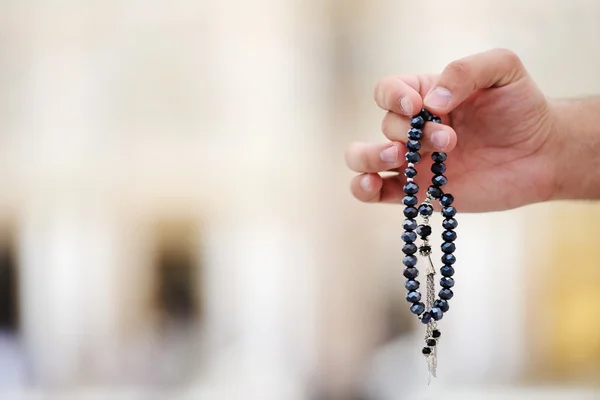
[345,48,600,213]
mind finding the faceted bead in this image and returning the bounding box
[431,163,446,175]
[440,266,455,277]
[405,280,420,291]
[434,299,450,312]
[441,242,456,253]
[442,206,457,218]
[442,218,458,230]
[403,182,419,195]
[440,277,455,288]
[410,302,425,315]
[404,207,418,219]
[402,195,418,207]
[405,151,421,163]
[418,204,433,216]
[410,116,425,129]
[422,347,432,355]
[402,231,417,243]
[442,230,457,242]
[426,338,437,347]
[403,267,419,279]
[428,186,443,199]
[439,288,454,300]
[419,108,432,121]
[408,128,423,140]
[402,243,417,255]
[440,193,454,206]
[431,307,444,321]
[403,255,417,267]
[416,225,432,238]
[421,312,432,324]
[432,175,448,187]
[432,152,447,163]
[406,291,422,303]
[432,329,441,338]
[404,167,417,178]
[406,140,421,151]
[431,116,442,124]
[442,254,456,265]
[403,219,417,231]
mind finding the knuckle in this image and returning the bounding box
[445,60,471,81]
[494,48,522,67]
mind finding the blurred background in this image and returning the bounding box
[0,0,599,399]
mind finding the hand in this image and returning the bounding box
[345,48,562,212]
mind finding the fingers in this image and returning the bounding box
[381,112,457,152]
[345,141,407,173]
[423,48,526,114]
[374,75,431,116]
[350,173,407,203]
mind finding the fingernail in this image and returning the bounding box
[360,175,371,191]
[399,96,413,115]
[431,130,450,150]
[380,146,398,163]
[424,87,451,108]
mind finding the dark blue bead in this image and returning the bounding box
[418,108,432,121]
[416,225,432,238]
[442,230,457,242]
[439,288,454,300]
[403,219,417,231]
[404,267,419,279]
[440,193,454,206]
[402,195,418,206]
[402,231,417,243]
[404,167,417,178]
[440,266,455,277]
[404,207,418,218]
[442,206,456,218]
[431,307,443,321]
[441,254,456,265]
[406,140,421,151]
[406,291,422,303]
[410,116,425,129]
[426,338,437,347]
[422,347,432,355]
[432,175,447,187]
[418,204,433,216]
[408,128,423,140]
[431,163,446,175]
[403,255,417,267]
[410,302,425,315]
[428,186,443,199]
[421,312,432,324]
[402,243,417,255]
[405,151,421,163]
[405,280,420,291]
[431,116,442,124]
[440,277,455,288]
[442,218,458,230]
[441,242,455,253]
[403,182,419,195]
[434,299,449,312]
[432,329,441,338]
[432,152,447,163]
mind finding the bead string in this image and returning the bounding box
[401,108,458,381]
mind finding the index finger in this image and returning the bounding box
[373,74,437,116]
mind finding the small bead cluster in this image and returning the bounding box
[401,108,458,358]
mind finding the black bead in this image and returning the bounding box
[440,193,454,206]
[403,268,419,279]
[421,312,432,324]
[405,151,421,163]
[431,116,442,124]
[442,230,457,242]
[418,204,433,216]
[432,329,441,338]
[431,163,446,175]
[428,186,443,199]
[405,280,420,291]
[439,288,454,300]
[410,302,425,315]
[403,255,417,267]
[434,300,449,313]
[404,167,417,178]
[410,116,425,129]
[426,339,437,347]
[441,206,456,218]
[422,347,432,355]
[408,128,423,140]
[402,195,418,207]
[441,242,456,253]
[418,108,432,121]
[403,219,417,231]
[432,152,447,163]
[419,245,431,255]
[416,225,432,238]
[431,307,444,321]
[404,207,418,218]
[403,182,419,195]
[440,266,455,277]
[406,140,421,151]
[432,175,447,187]
[440,277,455,288]
[402,231,417,243]
[406,291,422,303]
[442,218,458,230]
[441,254,456,265]
[402,243,417,255]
